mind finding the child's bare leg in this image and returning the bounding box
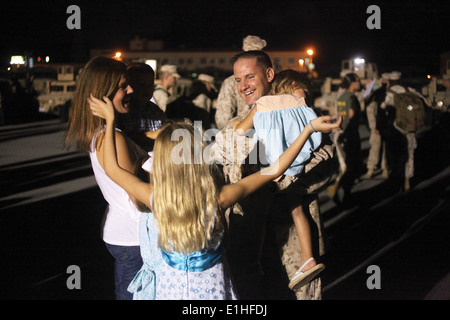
[291,205,316,272]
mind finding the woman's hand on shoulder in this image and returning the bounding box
[88,94,115,123]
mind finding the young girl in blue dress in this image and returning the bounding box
[88,92,341,299]
[232,69,326,290]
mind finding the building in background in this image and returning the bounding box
[90,36,314,81]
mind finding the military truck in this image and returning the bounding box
[422,76,449,112]
[314,58,379,116]
[37,65,77,115]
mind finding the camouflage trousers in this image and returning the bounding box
[275,194,324,300]
[394,123,417,179]
[367,129,387,171]
[333,131,346,178]
[405,132,417,179]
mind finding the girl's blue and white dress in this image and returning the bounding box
[252,94,322,178]
[156,226,236,300]
[129,210,236,300]
[128,156,236,300]
[127,211,162,300]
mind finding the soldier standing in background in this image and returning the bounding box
[364,73,389,179]
[153,65,180,112]
[380,71,428,191]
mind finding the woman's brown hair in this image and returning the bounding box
[65,56,127,152]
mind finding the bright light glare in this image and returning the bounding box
[10,56,25,65]
[307,49,314,56]
[145,59,157,71]
[354,58,365,65]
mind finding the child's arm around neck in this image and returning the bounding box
[232,104,257,135]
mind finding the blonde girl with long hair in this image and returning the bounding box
[88,93,341,300]
[65,56,147,300]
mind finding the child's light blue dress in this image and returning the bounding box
[156,228,236,300]
[127,211,162,300]
[128,203,236,300]
[253,94,322,177]
[128,153,236,300]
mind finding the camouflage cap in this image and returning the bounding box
[198,73,216,90]
[242,35,267,51]
[389,71,402,81]
[160,64,180,78]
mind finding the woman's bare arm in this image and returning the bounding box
[89,95,153,209]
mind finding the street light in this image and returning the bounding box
[306,49,314,73]
[298,59,304,71]
[113,52,122,61]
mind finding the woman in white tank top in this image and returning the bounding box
[65,56,147,300]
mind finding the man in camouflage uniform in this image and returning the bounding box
[364,73,389,179]
[381,71,428,191]
[213,50,326,300]
[214,35,267,129]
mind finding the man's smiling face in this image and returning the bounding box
[233,57,274,106]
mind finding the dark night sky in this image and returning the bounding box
[1,0,449,76]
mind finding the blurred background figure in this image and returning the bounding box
[380,71,428,191]
[0,91,4,125]
[196,73,218,127]
[328,73,364,206]
[117,62,168,152]
[153,64,180,112]
[363,72,389,179]
[165,79,211,130]
[192,76,213,114]
[198,73,218,101]
[442,74,450,109]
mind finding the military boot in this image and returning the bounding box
[363,168,374,179]
[404,177,410,191]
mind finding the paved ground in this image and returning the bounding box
[0,113,449,300]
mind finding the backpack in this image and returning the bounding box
[389,87,426,132]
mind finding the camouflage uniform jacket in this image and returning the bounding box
[214,75,250,130]
[211,113,332,299]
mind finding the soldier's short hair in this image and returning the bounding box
[231,50,273,71]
